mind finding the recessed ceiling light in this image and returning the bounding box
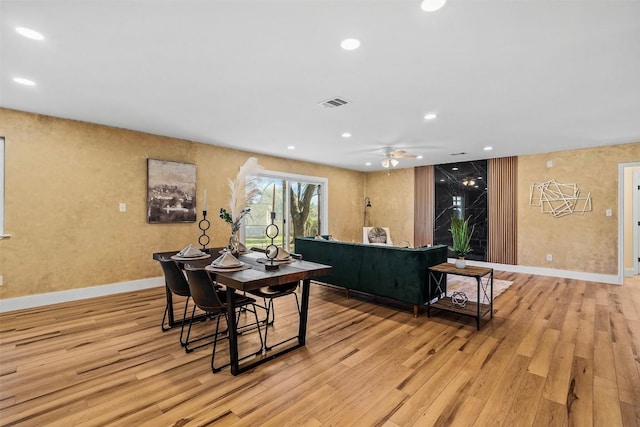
[452,167,458,171]
[440,179,445,182]
[342,132,352,138]
[16,27,44,40]
[484,146,493,151]
[365,162,372,166]
[13,77,35,86]
[287,145,295,150]
[341,38,360,50]
[417,155,424,159]
[421,0,447,12]
[424,113,438,120]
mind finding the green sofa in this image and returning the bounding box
[294,237,448,316]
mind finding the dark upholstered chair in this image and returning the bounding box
[248,282,300,351]
[184,266,264,373]
[157,257,197,347]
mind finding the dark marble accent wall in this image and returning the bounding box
[434,160,488,261]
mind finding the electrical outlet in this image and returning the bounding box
[605,209,612,217]
[546,254,553,262]
[0,275,3,287]
[119,203,126,212]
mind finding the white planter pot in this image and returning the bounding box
[455,258,466,269]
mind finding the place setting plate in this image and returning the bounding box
[256,256,294,265]
[205,262,251,273]
[171,254,211,261]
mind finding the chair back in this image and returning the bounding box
[157,257,191,297]
[184,266,226,314]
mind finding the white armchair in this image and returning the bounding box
[363,227,393,246]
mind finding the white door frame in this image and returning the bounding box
[618,161,640,282]
[633,170,640,275]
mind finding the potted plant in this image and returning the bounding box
[449,216,475,268]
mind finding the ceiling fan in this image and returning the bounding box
[380,147,419,168]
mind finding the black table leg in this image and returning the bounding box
[227,287,240,375]
[298,279,311,345]
[476,276,481,330]
[490,270,494,319]
[228,279,311,375]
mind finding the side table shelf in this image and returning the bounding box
[427,263,494,330]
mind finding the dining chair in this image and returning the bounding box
[157,257,216,351]
[248,282,300,351]
[184,265,264,373]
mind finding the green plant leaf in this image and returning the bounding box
[448,216,475,258]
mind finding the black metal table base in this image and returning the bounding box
[227,279,310,375]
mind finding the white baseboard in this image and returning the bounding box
[0,276,165,313]
[447,258,623,286]
[624,268,637,277]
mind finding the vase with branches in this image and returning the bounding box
[219,157,263,255]
[449,216,475,268]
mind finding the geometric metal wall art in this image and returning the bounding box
[529,179,592,218]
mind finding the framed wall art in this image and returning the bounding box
[147,159,197,223]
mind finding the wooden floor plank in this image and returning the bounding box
[566,356,593,427]
[593,375,624,427]
[502,372,546,427]
[527,328,561,377]
[542,341,575,404]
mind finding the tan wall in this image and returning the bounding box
[518,143,640,274]
[624,166,640,271]
[0,108,364,299]
[364,168,415,247]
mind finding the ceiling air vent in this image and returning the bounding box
[450,152,467,156]
[318,97,350,108]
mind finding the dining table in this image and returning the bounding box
[153,248,332,375]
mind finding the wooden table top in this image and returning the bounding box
[428,262,493,278]
[153,249,332,292]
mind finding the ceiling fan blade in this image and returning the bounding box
[390,150,418,158]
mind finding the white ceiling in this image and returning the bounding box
[2,0,639,171]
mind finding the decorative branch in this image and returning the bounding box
[227,157,263,221]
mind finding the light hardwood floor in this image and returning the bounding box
[1,272,639,426]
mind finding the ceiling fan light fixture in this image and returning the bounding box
[390,159,399,167]
[421,0,446,12]
[381,159,390,168]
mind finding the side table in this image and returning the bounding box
[427,262,493,330]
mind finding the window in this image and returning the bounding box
[242,171,328,251]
